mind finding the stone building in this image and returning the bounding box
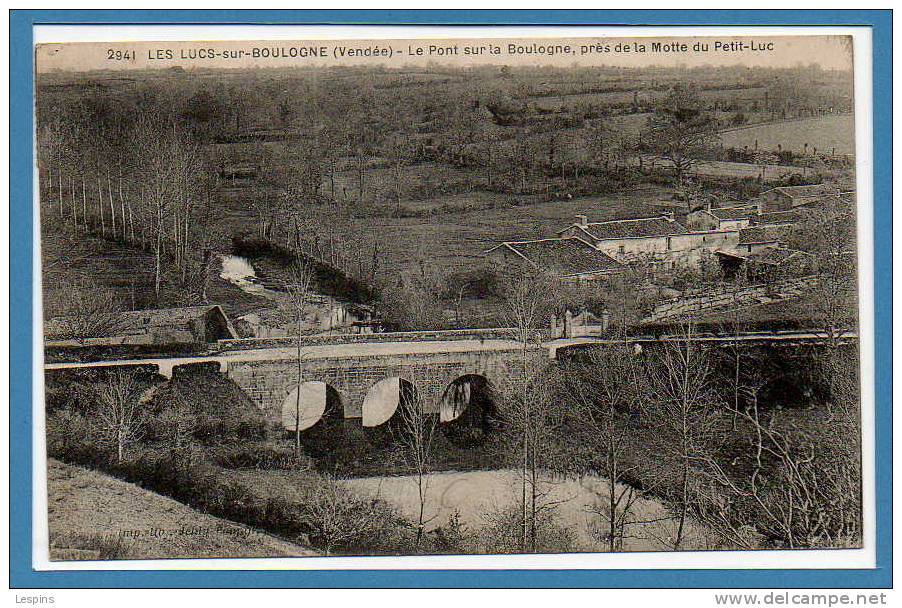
[557,214,739,271]
[483,236,624,282]
[757,184,840,212]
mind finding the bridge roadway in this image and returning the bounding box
[43,328,855,427]
[44,328,856,378]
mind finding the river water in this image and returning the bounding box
[219,254,375,337]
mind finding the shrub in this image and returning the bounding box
[211,443,314,471]
[478,502,577,555]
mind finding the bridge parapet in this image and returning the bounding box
[213,328,547,352]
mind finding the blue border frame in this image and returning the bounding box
[9,9,892,589]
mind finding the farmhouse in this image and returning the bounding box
[757,184,839,212]
[716,246,814,280]
[557,214,739,270]
[45,305,238,346]
[483,237,624,282]
[687,205,759,231]
[733,224,794,255]
[751,209,804,226]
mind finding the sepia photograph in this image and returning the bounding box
[34,30,863,564]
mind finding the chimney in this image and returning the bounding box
[575,214,588,228]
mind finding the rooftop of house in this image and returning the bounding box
[562,214,689,240]
[718,246,812,266]
[737,224,793,245]
[752,210,804,225]
[706,206,759,221]
[487,237,624,277]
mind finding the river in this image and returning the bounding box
[343,469,711,552]
[219,254,376,336]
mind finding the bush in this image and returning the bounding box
[478,503,577,554]
[211,443,314,471]
[46,408,107,467]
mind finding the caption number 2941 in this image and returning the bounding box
[107,49,136,61]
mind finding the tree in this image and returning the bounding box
[646,318,723,550]
[563,343,657,551]
[130,116,201,299]
[94,370,147,463]
[496,271,566,552]
[382,133,416,217]
[299,474,373,556]
[280,259,316,459]
[784,196,857,346]
[641,86,720,185]
[698,371,860,549]
[43,278,124,343]
[393,388,437,551]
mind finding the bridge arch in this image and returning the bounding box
[361,376,417,427]
[281,381,343,431]
[439,374,499,445]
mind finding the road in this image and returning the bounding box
[44,329,855,377]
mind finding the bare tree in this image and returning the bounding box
[94,370,147,463]
[43,278,124,343]
[563,343,664,551]
[496,271,567,552]
[646,317,723,550]
[393,388,437,551]
[280,259,316,459]
[300,474,370,556]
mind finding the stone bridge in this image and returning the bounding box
[43,328,854,432]
[44,337,545,431]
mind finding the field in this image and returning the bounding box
[216,185,676,279]
[720,114,855,155]
[47,459,314,560]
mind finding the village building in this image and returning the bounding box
[757,184,840,212]
[483,236,624,282]
[557,214,739,271]
[716,246,814,281]
[732,224,794,255]
[686,204,759,231]
[45,305,239,347]
[750,209,804,226]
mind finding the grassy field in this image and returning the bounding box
[720,114,855,155]
[47,459,314,560]
[217,185,675,279]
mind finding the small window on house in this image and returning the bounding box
[666,237,672,250]
[747,245,753,253]
[618,245,625,255]
[702,236,707,243]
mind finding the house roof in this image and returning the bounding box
[737,224,793,245]
[752,210,803,225]
[706,206,758,221]
[487,237,624,277]
[718,247,811,267]
[564,215,689,240]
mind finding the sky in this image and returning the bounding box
[35,34,854,74]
